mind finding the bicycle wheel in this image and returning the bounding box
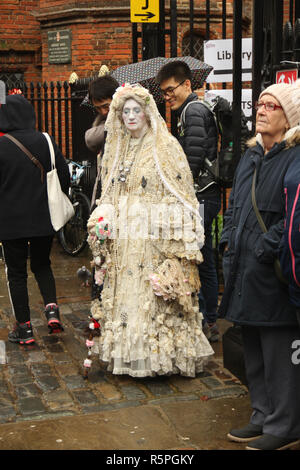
[58,192,90,256]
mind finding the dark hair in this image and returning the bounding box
[88,75,119,102]
[156,60,192,85]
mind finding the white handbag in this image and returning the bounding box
[43,132,74,231]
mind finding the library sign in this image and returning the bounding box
[48,30,72,64]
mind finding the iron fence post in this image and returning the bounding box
[252,0,264,133]
[232,0,242,173]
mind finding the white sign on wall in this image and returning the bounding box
[204,38,252,83]
[205,89,252,130]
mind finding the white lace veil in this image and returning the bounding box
[99,84,203,241]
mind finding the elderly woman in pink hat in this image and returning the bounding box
[219,80,300,450]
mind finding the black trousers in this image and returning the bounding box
[2,236,57,323]
[242,325,300,439]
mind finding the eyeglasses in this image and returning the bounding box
[160,80,185,98]
[254,101,283,112]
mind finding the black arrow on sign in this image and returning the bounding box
[135,11,155,20]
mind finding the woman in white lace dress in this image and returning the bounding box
[87,84,213,377]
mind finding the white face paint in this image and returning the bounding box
[122,99,148,138]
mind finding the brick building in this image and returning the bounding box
[0,0,255,86]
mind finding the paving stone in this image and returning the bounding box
[34,326,49,337]
[148,394,199,406]
[35,375,60,392]
[64,313,81,322]
[55,363,80,377]
[25,350,47,363]
[43,390,74,410]
[120,385,147,401]
[169,377,207,394]
[30,318,44,327]
[63,375,86,390]
[52,352,73,364]
[18,397,47,415]
[141,379,174,397]
[0,406,16,422]
[97,383,123,401]
[200,377,223,389]
[8,364,30,376]
[31,363,52,376]
[214,369,234,380]
[73,390,99,406]
[0,394,14,407]
[196,370,212,378]
[199,386,248,400]
[41,335,60,345]
[71,321,88,330]
[0,379,9,393]
[6,351,25,364]
[11,373,34,386]
[85,369,108,384]
[98,400,141,411]
[224,379,242,386]
[45,343,65,353]
[206,360,221,371]
[15,383,41,399]
[59,305,72,315]
[62,335,87,361]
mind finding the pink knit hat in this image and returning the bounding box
[259,79,300,129]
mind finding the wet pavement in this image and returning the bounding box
[0,238,254,451]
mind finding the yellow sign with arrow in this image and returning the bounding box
[130,0,160,23]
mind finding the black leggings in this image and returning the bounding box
[2,236,57,323]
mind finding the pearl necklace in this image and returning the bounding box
[111,133,147,274]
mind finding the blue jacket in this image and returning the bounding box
[280,129,300,307]
[219,131,299,326]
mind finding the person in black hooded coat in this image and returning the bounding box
[0,94,70,344]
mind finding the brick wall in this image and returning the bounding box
[0,0,42,84]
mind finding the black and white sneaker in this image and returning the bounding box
[45,303,64,334]
[8,321,35,345]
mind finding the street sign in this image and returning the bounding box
[130,0,159,23]
[276,69,298,85]
[204,38,252,83]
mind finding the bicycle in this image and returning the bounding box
[58,160,91,256]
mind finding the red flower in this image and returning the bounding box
[8,88,23,95]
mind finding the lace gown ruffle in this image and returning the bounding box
[88,133,214,377]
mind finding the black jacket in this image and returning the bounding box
[219,135,299,326]
[0,95,70,240]
[175,92,219,196]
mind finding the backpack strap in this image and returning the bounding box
[5,134,45,183]
[179,99,219,135]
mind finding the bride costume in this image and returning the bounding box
[87,84,214,377]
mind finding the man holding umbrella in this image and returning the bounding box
[156,60,221,342]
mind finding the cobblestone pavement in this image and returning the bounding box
[0,240,247,424]
[0,239,251,450]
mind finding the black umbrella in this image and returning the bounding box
[111,56,213,103]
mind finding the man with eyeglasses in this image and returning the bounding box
[156,60,221,342]
[85,73,119,209]
[84,73,119,302]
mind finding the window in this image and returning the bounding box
[182,34,204,61]
[0,73,24,93]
